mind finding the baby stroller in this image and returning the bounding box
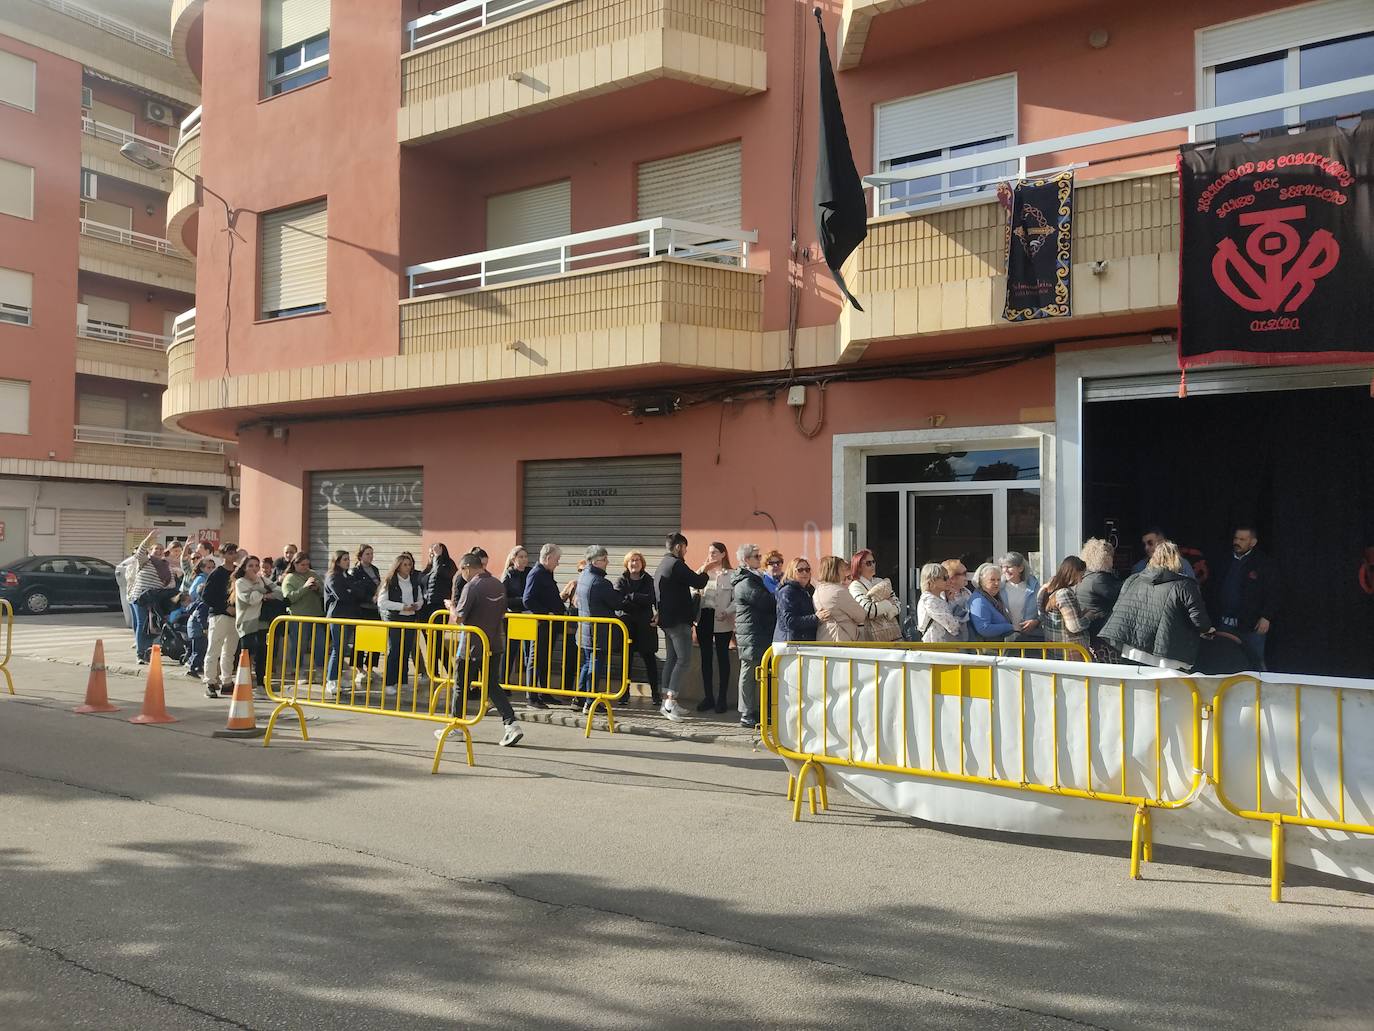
[148,594,191,665]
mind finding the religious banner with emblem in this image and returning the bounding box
[1000,171,1073,321]
[1178,120,1374,373]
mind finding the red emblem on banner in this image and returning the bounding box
[1211,205,1339,313]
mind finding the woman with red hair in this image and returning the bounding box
[848,549,902,642]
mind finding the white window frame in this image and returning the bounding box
[873,74,1019,215]
[0,378,30,435]
[266,31,330,97]
[0,267,32,327]
[1197,2,1374,129]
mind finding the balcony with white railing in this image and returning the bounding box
[32,0,173,56]
[167,106,202,255]
[399,0,766,144]
[170,0,205,84]
[73,422,229,481]
[80,116,175,161]
[78,217,195,294]
[74,424,222,453]
[401,218,763,381]
[839,75,1374,362]
[75,317,170,384]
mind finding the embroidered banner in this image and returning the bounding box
[1001,171,1073,321]
[1178,121,1374,369]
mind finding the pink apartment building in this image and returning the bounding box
[0,0,234,574]
[162,0,1372,674]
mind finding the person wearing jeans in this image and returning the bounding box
[574,546,625,713]
[377,552,424,692]
[653,532,709,723]
[438,551,524,748]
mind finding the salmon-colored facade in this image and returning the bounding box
[169,0,1374,673]
[0,1,232,570]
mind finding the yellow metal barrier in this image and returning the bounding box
[263,614,490,774]
[429,610,630,737]
[1212,674,1374,902]
[0,597,12,694]
[760,643,1204,881]
[813,640,1095,662]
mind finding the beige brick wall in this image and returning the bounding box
[73,441,227,475]
[400,259,761,353]
[167,127,201,252]
[81,133,172,193]
[78,234,196,295]
[76,336,169,384]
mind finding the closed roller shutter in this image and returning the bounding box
[260,201,328,317]
[636,141,742,229]
[90,99,135,131]
[267,0,331,51]
[1084,364,1374,402]
[522,455,682,580]
[486,180,570,283]
[84,199,133,230]
[308,468,424,572]
[82,294,131,328]
[60,509,126,563]
[1197,1,1374,68]
[78,394,128,428]
[876,74,1017,163]
[0,50,36,112]
[0,157,33,220]
[0,267,32,325]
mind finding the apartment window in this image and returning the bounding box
[485,181,570,283]
[145,493,209,518]
[0,50,36,112]
[0,157,34,220]
[260,200,328,319]
[1200,1,1374,135]
[81,294,131,338]
[81,169,98,200]
[82,198,133,230]
[0,379,29,434]
[0,268,33,327]
[265,0,331,97]
[89,99,135,132]
[874,75,1017,214]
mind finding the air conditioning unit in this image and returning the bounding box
[227,489,241,510]
[80,86,93,111]
[144,100,175,127]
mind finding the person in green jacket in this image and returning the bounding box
[281,552,326,679]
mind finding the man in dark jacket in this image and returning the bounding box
[574,546,625,711]
[1213,525,1279,671]
[731,544,777,729]
[443,551,522,747]
[653,532,708,722]
[1101,542,1213,671]
[520,543,563,709]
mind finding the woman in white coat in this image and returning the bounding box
[848,549,902,642]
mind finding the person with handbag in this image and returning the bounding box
[813,555,871,643]
[615,550,660,705]
[848,549,902,643]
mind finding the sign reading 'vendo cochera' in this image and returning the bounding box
[1178,121,1374,373]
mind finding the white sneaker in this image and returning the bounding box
[661,702,685,723]
[499,723,524,747]
[324,681,339,699]
[669,699,692,717]
[354,671,368,687]
[433,725,452,740]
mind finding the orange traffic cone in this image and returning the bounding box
[74,639,119,714]
[129,645,177,724]
[212,650,263,739]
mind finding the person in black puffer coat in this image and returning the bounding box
[323,549,375,694]
[1101,541,1213,671]
[614,550,659,703]
[420,543,457,623]
[731,544,777,729]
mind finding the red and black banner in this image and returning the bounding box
[1000,171,1074,321]
[1179,120,1374,370]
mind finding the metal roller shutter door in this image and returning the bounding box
[1083,364,1374,402]
[521,455,682,580]
[308,468,424,571]
[636,141,742,228]
[77,394,128,428]
[59,509,126,563]
[486,180,570,282]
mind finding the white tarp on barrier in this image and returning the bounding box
[770,645,1374,886]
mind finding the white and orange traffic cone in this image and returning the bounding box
[212,650,263,739]
[74,639,119,714]
[129,645,176,724]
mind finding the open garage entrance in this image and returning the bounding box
[1083,381,1374,677]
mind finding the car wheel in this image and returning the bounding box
[24,591,51,615]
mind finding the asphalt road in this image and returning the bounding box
[2,653,1373,1031]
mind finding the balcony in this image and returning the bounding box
[399,0,766,145]
[402,218,763,381]
[167,107,201,255]
[18,0,196,100]
[163,308,196,426]
[72,423,229,485]
[170,0,205,84]
[78,218,195,295]
[80,116,173,192]
[76,319,170,385]
[841,75,1374,361]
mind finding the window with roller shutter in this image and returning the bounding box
[260,200,328,318]
[0,50,35,113]
[265,0,331,97]
[0,267,32,326]
[636,142,741,230]
[485,180,570,284]
[0,157,33,220]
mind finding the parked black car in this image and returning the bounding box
[0,555,123,614]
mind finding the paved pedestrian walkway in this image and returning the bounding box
[7,611,135,670]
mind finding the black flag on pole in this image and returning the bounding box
[813,8,866,311]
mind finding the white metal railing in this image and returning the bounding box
[406,217,757,296]
[178,105,202,140]
[172,307,196,344]
[30,0,173,57]
[866,74,1374,215]
[81,116,175,160]
[74,424,226,454]
[79,218,182,258]
[78,321,170,349]
[405,0,552,51]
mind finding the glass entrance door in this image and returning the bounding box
[909,492,995,579]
